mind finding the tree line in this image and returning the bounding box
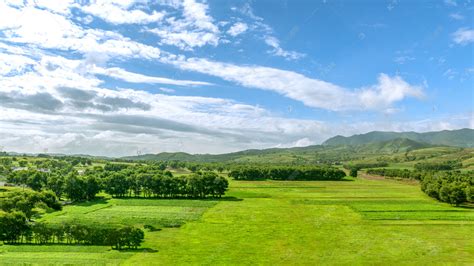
[414,161,462,171]
[228,166,346,181]
[420,171,473,206]
[0,215,144,250]
[6,164,229,201]
[366,168,473,205]
[366,168,425,180]
[102,170,228,198]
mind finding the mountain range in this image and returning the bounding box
[122,128,473,163]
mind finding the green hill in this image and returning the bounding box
[123,138,435,164]
[322,128,474,148]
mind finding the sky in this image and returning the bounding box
[0,0,473,157]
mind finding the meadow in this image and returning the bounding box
[1,177,473,265]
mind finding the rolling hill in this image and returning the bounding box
[322,128,474,148]
[123,138,439,163]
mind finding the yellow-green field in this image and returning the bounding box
[1,178,473,265]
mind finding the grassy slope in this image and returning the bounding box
[2,178,472,265]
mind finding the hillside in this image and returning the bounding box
[322,128,474,148]
[123,138,435,163]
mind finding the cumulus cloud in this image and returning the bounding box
[227,22,248,36]
[0,2,161,59]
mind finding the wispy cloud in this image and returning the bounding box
[449,13,464,20]
[452,28,474,45]
[264,36,305,60]
[80,0,165,24]
[164,57,424,111]
[444,0,457,6]
[91,66,213,87]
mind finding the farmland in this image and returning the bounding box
[1,177,473,265]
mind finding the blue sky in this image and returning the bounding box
[0,0,472,156]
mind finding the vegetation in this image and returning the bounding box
[414,160,462,171]
[228,165,346,181]
[420,171,473,206]
[2,179,472,265]
[323,128,474,147]
[366,168,473,205]
[366,168,424,180]
[0,217,144,250]
[0,129,473,264]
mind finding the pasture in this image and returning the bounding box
[1,177,473,265]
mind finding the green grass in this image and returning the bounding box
[40,197,219,228]
[1,178,473,265]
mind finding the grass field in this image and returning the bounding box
[1,178,473,265]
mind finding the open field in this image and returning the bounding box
[1,177,473,265]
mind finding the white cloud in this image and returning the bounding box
[164,57,423,111]
[159,87,176,93]
[227,22,248,37]
[358,74,424,109]
[0,3,162,59]
[264,36,305,60]
[449,13,464,20]
[394,55,415,64]
[147,0,220,50]
[0,53,36,75]
[81,0,165,24]
[444,0,457,6]
[91,66,213,86]
[452,28,474,45]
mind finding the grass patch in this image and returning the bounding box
[2,178,473,265]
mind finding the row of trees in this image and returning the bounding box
[366,168,425,180]
[0,216,144,249]
[102,171,228,198]
[228,166,346,181]
[366,168,473,205]
[7,170,101,202]
[7,166,229,201]
[414,161,462,171]
[420,171,473,206]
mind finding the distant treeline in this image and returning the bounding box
[414,161,462,171]
[366,168,473,205]
[228,166,346,181]
[6,164,228,201]
[0,214,144,249]
[366,168,425,180]
[102,170,228,198]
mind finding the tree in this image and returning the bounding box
[64,172,86,202]
[26,171,48,191]
[349,168,358,178]
[85,175,101,200]
[0,211,29,244]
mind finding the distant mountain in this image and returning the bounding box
[122,138,437,163]
[322,128,474,148]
